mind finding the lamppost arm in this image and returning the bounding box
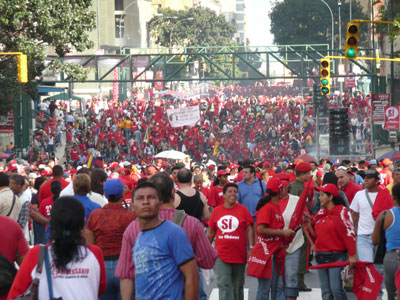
[169,17,194,48]
[320,0,334,54]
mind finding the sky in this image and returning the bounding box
[246,0,275,46]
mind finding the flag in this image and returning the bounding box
[310,261,383,300]
[87,155,94,168]
[284,178,313,245]
[213,141,220,156]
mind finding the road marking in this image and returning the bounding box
[209,288,249,300]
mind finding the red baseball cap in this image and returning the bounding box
[217,170,229,177]
[208,165,215,171]
[315,183,339,197]
[274,173,290,187]
[266,178,283,193]
[295,162,312,172]
[263,161,271,167]
[7,162,18,171]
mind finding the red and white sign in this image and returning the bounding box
[154,71,164,90]
[0,111,14,133]
[384,106,400,130]
[345,72,356,88]
[372,93,390,121]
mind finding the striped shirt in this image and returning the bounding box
[115,208,218,279]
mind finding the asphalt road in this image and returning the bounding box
[204,267,388,300]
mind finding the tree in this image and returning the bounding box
[0,0,96,114]
[269,0,368,48]
[148,7,235,48]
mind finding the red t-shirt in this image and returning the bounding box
[207,185,225,207]
[38,196,54,219]
[209,203,253,264]
[255,201,284,235]
[39,178,69,203]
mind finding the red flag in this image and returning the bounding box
[284,178,313,244]
[372,187,393,219]
[310,261,383,300]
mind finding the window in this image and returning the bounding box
[115,0,123,11]
[115,15,125,38]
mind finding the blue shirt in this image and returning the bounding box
[73,194,101,223]
[133,221,195,300]
[386,207,400,251]
[355,174,364,185]
[238,178,266,216]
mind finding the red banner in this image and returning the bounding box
[345,72,356,88]
[154,71,164,91]
[384,106,400,130]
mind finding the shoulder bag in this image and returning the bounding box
[373,210,387,264]
[12,244,46,300]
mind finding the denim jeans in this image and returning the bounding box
[198,268,207,300]
[357,234,383,298]
[316,252,347,300]
[33,220,45,245]
[215,258,246,300]
[255,256,285,300]
[100,260,121,300]
[285,247,301,298]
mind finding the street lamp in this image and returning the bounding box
[319,0,334,56]
[169,17,194,48]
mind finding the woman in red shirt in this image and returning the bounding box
[252,178,294,300]
[207,170,229,208]
[207,183,254,300]
[304,184,356,300]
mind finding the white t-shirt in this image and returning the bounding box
[350,190,377,235]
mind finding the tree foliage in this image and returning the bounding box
[269,0,368,47]
[148,7,235,47]
[376,1,400,43]
[0,0,96,113]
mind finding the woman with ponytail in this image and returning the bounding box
[249,177,295,300]
[8,196,107,300]
[38,180,63,220]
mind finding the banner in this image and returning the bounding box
[167,105,200,128]
[384,106,400,130]
[154,71,164,90]
[372,93,390,121]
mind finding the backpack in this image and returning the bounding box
[0,254,17,296]
[172,209,187,227]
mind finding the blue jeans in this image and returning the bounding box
[198,268,207,300]
[285,248,301,298]
[255,256,285,300]
[316,252,347,300]
[100,260,121,300]
[33,220,45,245]
[357,234,384,298]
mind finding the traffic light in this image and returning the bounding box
[345,22,359,59]
[329,108,350,155]
[320,58,330,95]
[17,54,28,83]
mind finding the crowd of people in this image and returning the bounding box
[0,84,399,300]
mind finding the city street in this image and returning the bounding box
[204,268,388,300]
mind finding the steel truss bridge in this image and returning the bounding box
[43,44,379,84]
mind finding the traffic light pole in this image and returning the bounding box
[316,106,320,162]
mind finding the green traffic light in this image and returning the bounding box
[321,79,329,86]
[321,87,329,94]
[346,48,356,58]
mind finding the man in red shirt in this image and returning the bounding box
[336,168,363,204]
[379,158,393,187]
[38,165,69,203]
